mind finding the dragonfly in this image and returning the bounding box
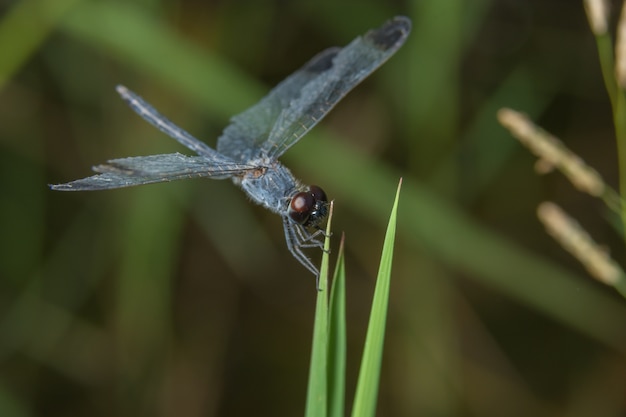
[51,16,412,277]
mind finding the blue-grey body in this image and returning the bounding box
[230,156,300,215]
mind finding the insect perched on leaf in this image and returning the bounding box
[51,16,412,277]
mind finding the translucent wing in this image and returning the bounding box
[216,16,411,161]
[116,85,221,159]
[50,153,257,191]
[216,47,340,161]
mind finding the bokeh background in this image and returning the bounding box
[2,0,626,416]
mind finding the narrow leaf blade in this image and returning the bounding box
[351,179,402,417]
[328,234,347,417]
[305,201,335,417]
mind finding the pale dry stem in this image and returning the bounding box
[584,0,609,35]
[537,202,622,285]
[497,108,606,197]
[616,2,626,87]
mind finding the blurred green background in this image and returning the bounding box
[2,0,626,416]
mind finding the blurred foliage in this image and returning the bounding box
[1,0,626,416]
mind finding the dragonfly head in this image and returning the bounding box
[288,185,329,228]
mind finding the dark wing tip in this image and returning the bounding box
[303,47,341,74]
[366,16,412,51]
[301,16,411,74]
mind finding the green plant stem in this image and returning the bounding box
[305,202,334,417]
[595,34,626,231]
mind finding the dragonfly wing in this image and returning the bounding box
[261,16,411,158]
[216,47,340,161]
[216,17,411,161]
[50,153,256,191]
[116,86,222,159]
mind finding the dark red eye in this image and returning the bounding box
[289,191,315,224]
[288,186,329,227]
[309,185,327,204]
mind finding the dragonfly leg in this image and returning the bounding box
[283,217,320,277]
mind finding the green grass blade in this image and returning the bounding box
[59,1,262,119]
[0,0,82,89]
[351,179,402,417]
[327,234,347,417]
[594,34,618,109]
[592,30,626,227]
[305,202,335,417]
[113,185,188,384]
[590,20,626,289]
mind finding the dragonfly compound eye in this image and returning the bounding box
[309,185,327,204]
[305,185,329,228]
[289,191,316,224]
[288,186,329,227]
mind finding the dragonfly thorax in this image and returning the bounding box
[234,158,300,214]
